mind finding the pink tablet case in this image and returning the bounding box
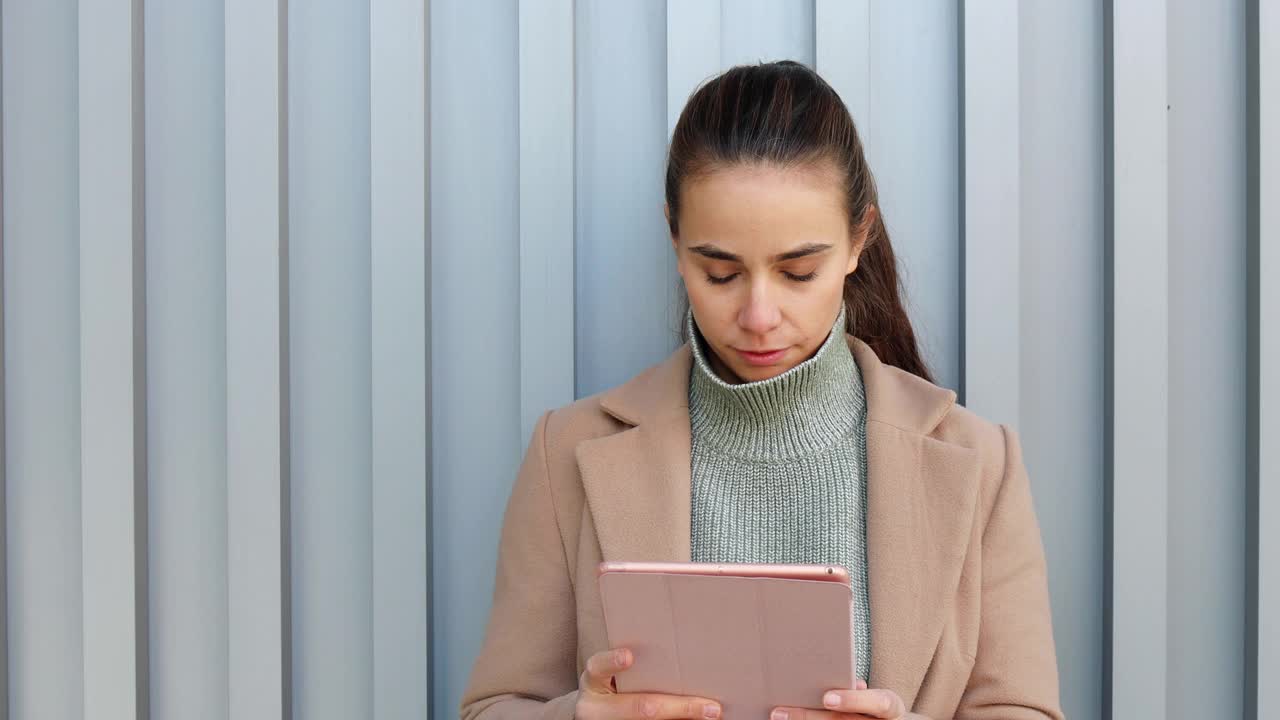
[598,567,856,720]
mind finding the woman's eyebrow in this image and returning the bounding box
[686,242,833,263]
[773,243,833,262]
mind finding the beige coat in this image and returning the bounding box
[460,337,1064,720]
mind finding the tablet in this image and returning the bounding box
[597,561,857,720]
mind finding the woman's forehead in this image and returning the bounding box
[677,164,849,250]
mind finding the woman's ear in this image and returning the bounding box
[846,204,877,275]
[855,204,877,250]
[665,203,679,252]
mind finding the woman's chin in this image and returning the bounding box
[731,362,794,383]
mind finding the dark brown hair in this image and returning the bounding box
[666,60,933,383]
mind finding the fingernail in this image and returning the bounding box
[614,649,628,666]
[703,704,720,719]
[771,710,788,720]
[824,692,840,708]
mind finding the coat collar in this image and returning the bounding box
[577,337,981,704]
[594,335,959,434]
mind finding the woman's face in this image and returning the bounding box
[670,162,868,384]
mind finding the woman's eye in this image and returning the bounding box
[784,270,818,282]
[706,273,738,285]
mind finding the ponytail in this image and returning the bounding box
[842,212,932,382]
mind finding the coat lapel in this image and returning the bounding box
[850,341,982,701]
[578,338,981,702]
[578,347,694,563]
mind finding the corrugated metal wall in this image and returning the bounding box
[0,1,1275,719]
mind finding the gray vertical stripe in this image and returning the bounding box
[432,1,522,712]
[1245,4,1259,711]
[1247,2,1278,718]
[2,2,84,717]
[277,6,294,717]
[143,0,229,716]
[1103,1,1169,718]
[371,0,431,717]
[517,0,576,446]
[224,0,291,716]
[1016,4,1105,717]
[666,0,720,139]
[959,0,1020,427]
[862,4,961,392]
[1166,2,1247,718]
[0,4,9,716]
[133,0,150,704]
[288,0,374,715]
[815,1,871,131]
[956,2,966,406]
[1101,4,1115,712]
[575,0,673,400]
[720,0,815,69]
[77,0,150,715]
[424,0,434,709]
[429,2,522,715]
[663,0,719,348]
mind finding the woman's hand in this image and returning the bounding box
[575,648,724,720]
[771,680,908,720]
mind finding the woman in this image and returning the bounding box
[460,61,1063,720]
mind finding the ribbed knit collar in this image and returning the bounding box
[687,307,867,460]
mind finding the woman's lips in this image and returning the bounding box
[735,347,788,366]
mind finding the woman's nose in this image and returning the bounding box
[737,282,782,335]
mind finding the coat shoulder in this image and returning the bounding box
[538,350,685,457]
[541,390,629,454]
[526,390,634,574]
[934,399,1026,530]
[933,401,1008,458]
[529,390,630,514]
[871,359,1014,491]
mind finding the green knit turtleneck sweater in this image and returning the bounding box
[687,308,872,682]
